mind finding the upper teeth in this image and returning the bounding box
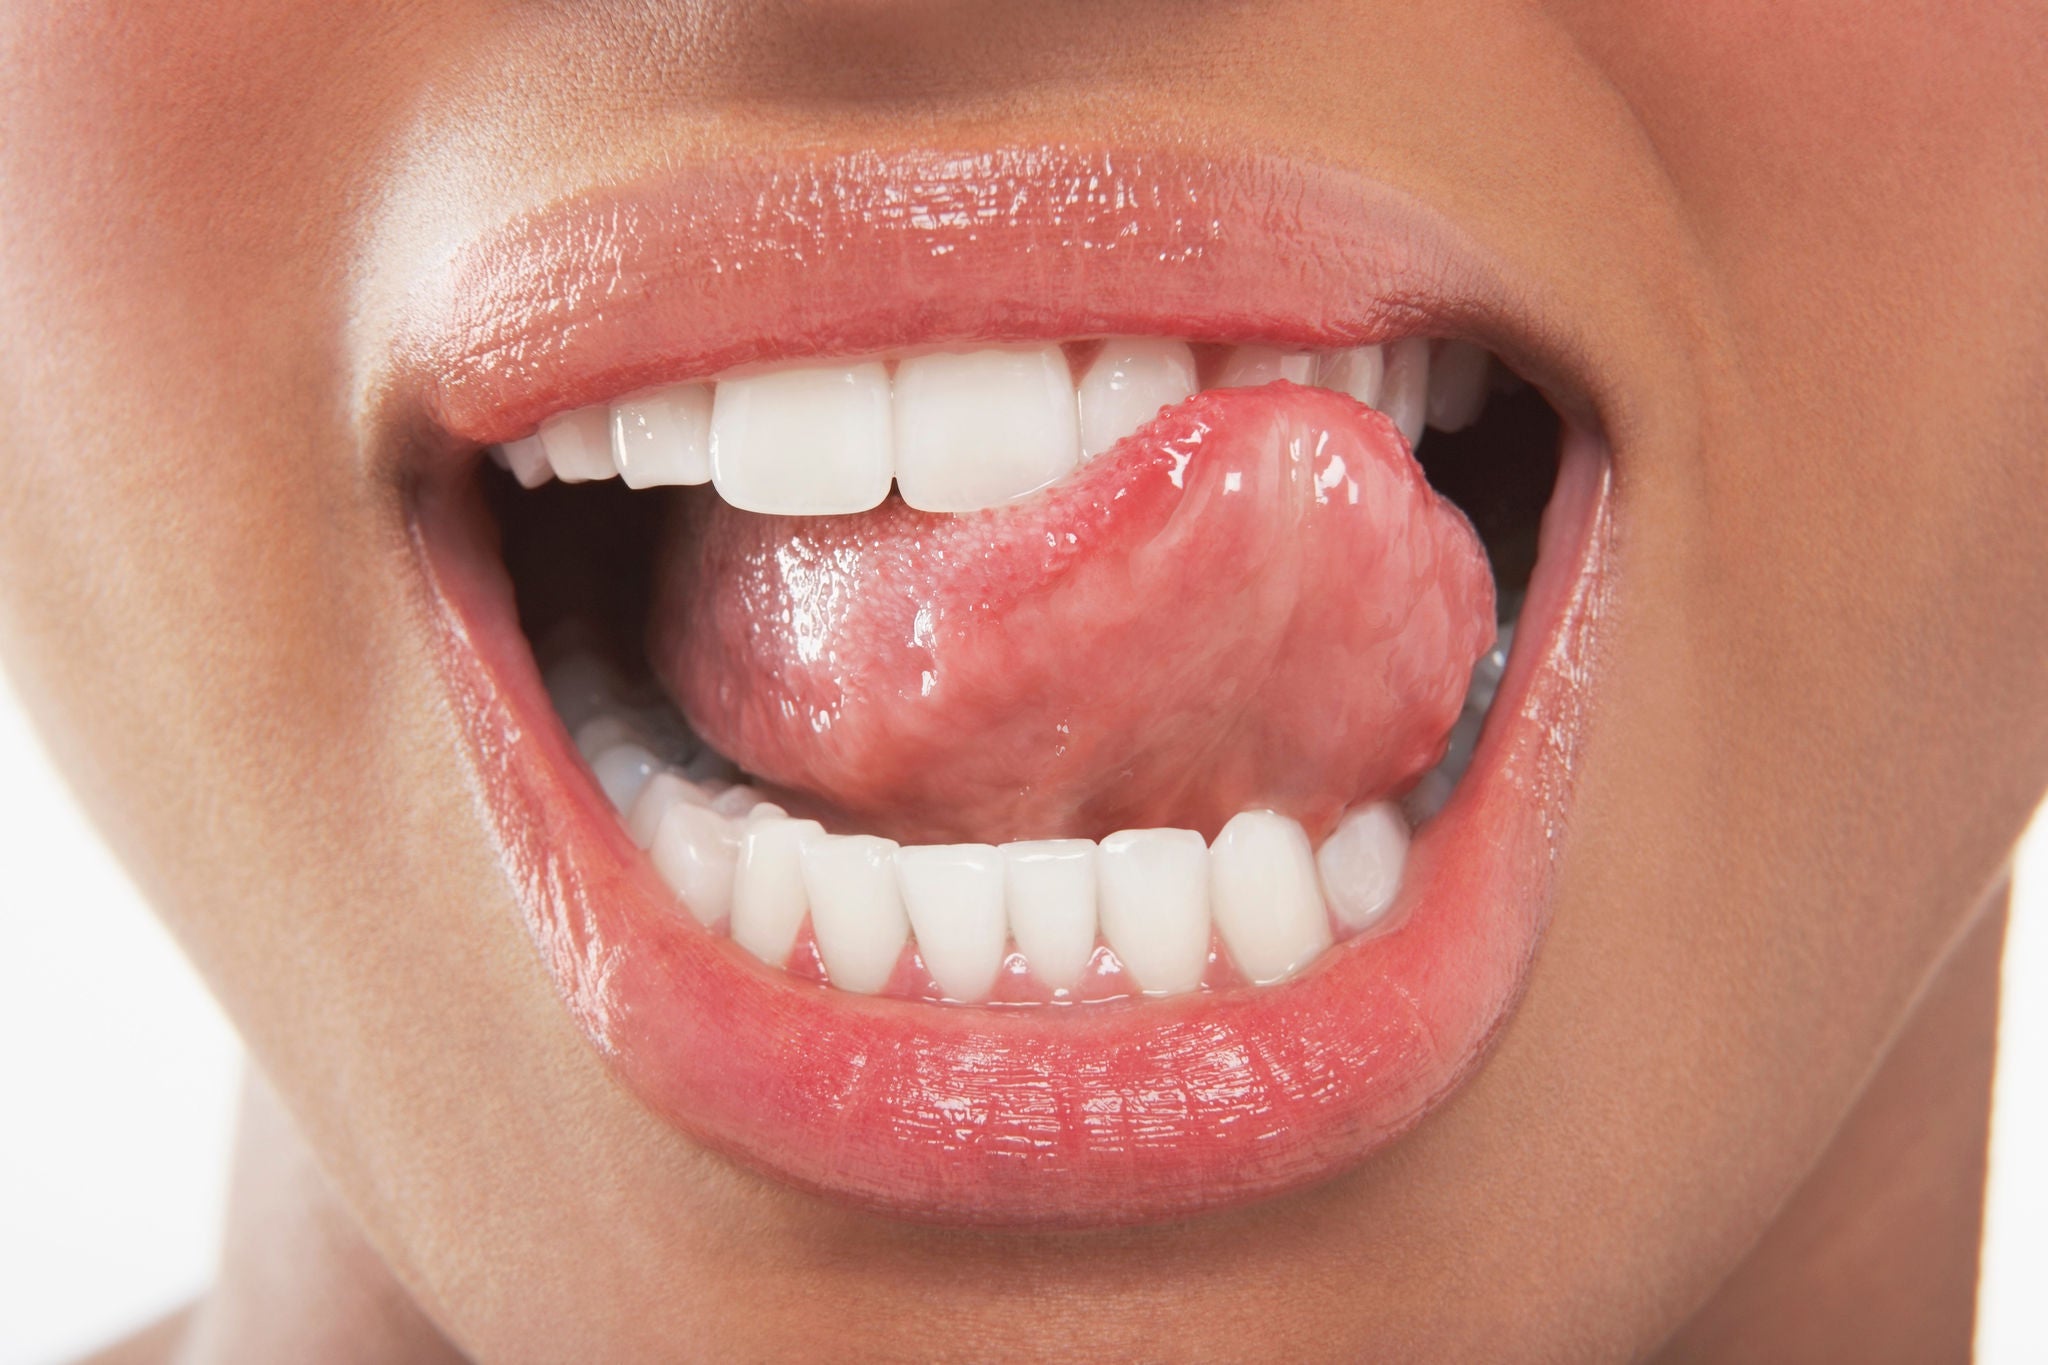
[493,336,1494,513]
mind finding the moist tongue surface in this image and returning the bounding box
[649,382,1495,844]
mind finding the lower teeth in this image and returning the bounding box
[540,606,1514,1005]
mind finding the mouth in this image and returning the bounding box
[400,145,1612,1227]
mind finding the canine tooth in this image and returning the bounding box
[896,843,1007,1002]
[1002,839,1099,992]
[499,436,552,489]
[627,770,711,849]
[1216,345,1314,389]
[1317,803,1410,932]
[1380,338,1430,448]
[1210,811,1332,984]
[1316,345,1386,408]
[1098,829,1212,995]
[1426,341,1491,432]
[893,346,1079,512]
[650,802,740,928]
[1077,339,1198,459]
[731,817,825,966]
[538,405,615,482]
[611,383,714,488]
[711,362,893,515]
[802,834,910,994]
[591,743,660,813]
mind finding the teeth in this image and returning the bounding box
[710,362,894,515]
[1077,339,1198,459]
[1315,803,1410,933]
[1316,345,1386,408]
[590,742,660,813]
[650,802,740,928]
[610,383,714,488]
[1426,341,1491,433]
[1001,839,1099,992]
[627,770,709,848]
[893,346,1080,512]
[896,843,1008,1002]
[1463,623,1514,716]
[544,653,625,734]
[1215,345,1315,389]
[802,834,911,994]
[1379,337,1431,449]
[569,683,1442,994]
[573,714,643,762]
[1209,810,1332,985]
[500,434,553,489]
[538,406,616,483]
[1097,828,1212,995]
[706,784,772,818]
[730,816,826,967]
[504,336,1501,505]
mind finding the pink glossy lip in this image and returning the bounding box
[398,146,1614,1226]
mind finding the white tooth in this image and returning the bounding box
[627,770,710,849]
[896,843,1007,1002]
[1209,811,1332,985]
[591,743,660,813]
[802,834,910,994]
[1380,338,1430,449]
[611,383,714,488]
[893,346,1079,512]
[730,817,825,966]
[1316,345,1386,408]
[537,405,616,482]
[1001,839,1099,992]
[744,801,787,823]
[544,653,622,733]
[1077,339,1198,459]
[650,802,740,928]
[710,362,893,515]
[499,435,553,489]
[1215,345,1315,389]
[1316,803,1410,933]
[1097,828,1211,995]
[1426,341,1491,433]
[573,714,644,762]
[707,785,771,818]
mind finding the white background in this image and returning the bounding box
[1,672,2043,1365]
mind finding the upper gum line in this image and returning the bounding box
[490,335,1498,511]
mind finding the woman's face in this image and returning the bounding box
[2,2,2043,1359]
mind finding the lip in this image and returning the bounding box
[398,145,1614,1226]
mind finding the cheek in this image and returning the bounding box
[1555,0,2048,710]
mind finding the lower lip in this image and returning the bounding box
[412,430,1611,1228]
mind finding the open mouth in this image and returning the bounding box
[400,146,1612,1227]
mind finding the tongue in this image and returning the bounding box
[648,382,1495,844]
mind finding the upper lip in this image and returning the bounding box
[380,143,1606,459]
[400,141,1615,1226]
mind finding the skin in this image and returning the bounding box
[3,1,2044,1359]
